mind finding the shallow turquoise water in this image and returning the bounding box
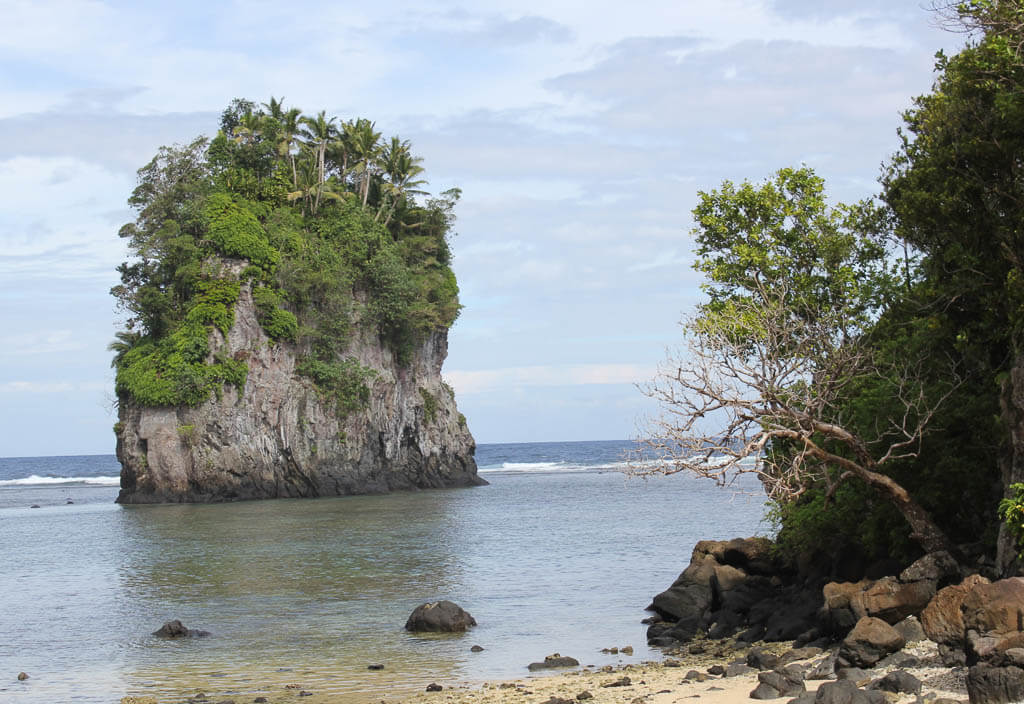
[0,450,767,703]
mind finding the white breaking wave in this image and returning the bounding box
[478,461,629,474]
[0,475,120,487]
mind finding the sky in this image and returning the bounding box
[0,0,968,456]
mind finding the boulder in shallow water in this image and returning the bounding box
[405,601,476,633]
[528,654,580,671]
[152,619,210,638]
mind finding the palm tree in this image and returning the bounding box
[346,118,382,208]
[108,330,142,368]
[262,95,286,120]
[231,110,264,145]
[376,137,428,226]
[300,111,338,214]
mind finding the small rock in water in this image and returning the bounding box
[367,664,385,670]
[66,499,74,504]
[153,619,210,638]
[621,646,634,655]
[30,505,40,509]
[426,683,443,692]
[471,645,485,652]
[603,647,619,654]
[298,692,313,697]
[17,672,29,680]
[253,698,268,703]
[527,654,580,671]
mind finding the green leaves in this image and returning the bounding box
[203,193,280,271]
[693,167,893,335]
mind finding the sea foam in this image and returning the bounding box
[0,475,120,487]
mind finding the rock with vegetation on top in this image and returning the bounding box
[405,601,476,633]
[110,101,482,504]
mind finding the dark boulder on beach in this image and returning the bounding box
[815,680,887,704]
[405,600,476,633]
[868,670,921,695]
[967,663,1024,704]
[152,619,211,638]
[749,666,806,699]
[837,617,905,669]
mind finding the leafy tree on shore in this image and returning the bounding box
[640,2,1024,571]
[636,167,960,556]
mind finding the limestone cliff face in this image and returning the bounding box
[115,283,482,503]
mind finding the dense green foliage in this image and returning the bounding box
[112,98,462,410]
[652,5,1024,568]
[766,6,1024,567]
[998,482,1024,558]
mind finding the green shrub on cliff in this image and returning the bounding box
[111,98,463,410]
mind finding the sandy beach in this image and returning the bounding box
[115,638,967,704]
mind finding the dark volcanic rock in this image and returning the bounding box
[153,619,210,638]
[749,667,806,699]
[837,617,905,668]
[893,615,926,644]
[425,683,443,692]
[856,576,935,625]
[814,680,887,704]
[967,663,1024,704]
[899,551,961,585]
[747,646,780,671]
[405,601,476,633]
[869,670,921,695]
[527,654,580,671]
[725,663,756,677]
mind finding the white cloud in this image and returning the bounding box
[0,330,84,357]
[446,363,656,394]
[0,380,107,393]
[0,156,131,281]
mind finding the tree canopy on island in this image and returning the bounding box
[111,98,462,412]
[638,1,1024,572]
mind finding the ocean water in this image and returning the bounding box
[0,441,767,703]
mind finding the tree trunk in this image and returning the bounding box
[792,431,959,557]
[997,353,1024,575]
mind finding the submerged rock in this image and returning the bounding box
[152,620,210,638]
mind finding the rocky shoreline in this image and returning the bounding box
[63,537,1024,704]
[110,634,970,704]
